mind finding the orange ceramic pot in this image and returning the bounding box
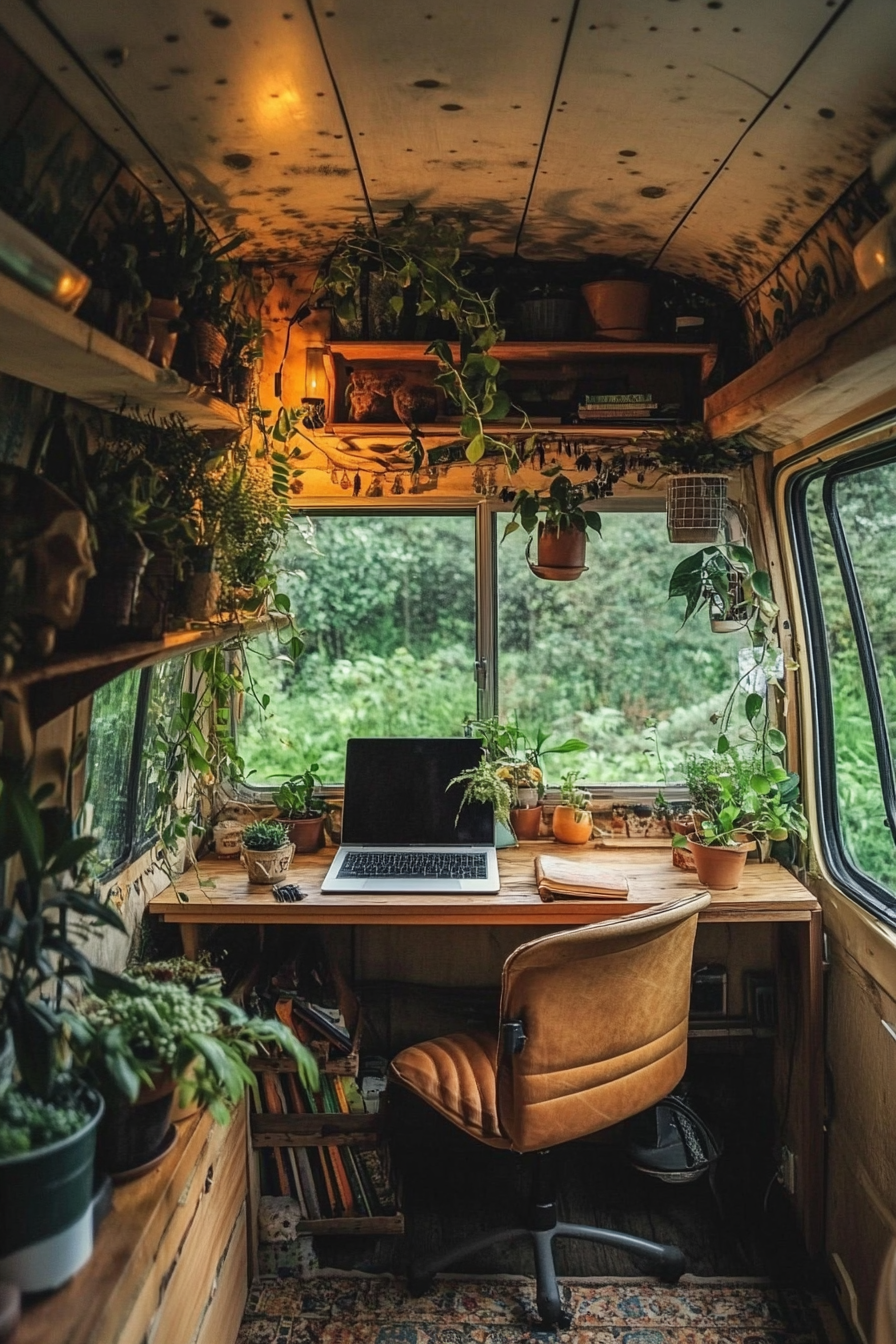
[511,806,543,841]
[686,837,753,890]
[283,814,326,853]
[552,805,593,845]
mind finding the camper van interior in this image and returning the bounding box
[1,0,896,1340]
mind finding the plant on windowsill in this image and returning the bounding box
[240,818,294,884]
[551,771,594,845]
[503,468,602,580]
[465,714,588,841]
[448,756,513,832]
[66,968,318,1176]
[274,765,331,853]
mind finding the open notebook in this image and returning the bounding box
[535,854,630,902]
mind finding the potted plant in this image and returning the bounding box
[240,818,294,884]
[274,765,330,852]
[515,280,582,341]
[668,541,777,640]
[0,760,124,1293]
[581,268,651,341]
[552,770,594,844]
[503,469,602,579]
[448,754,513,837]
[464,716,589,841]
[497,758,544,839]
[656,424,755,543]
[67,968,318,1176]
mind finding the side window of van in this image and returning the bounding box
[85,656,186,877]
[792,447,896,912]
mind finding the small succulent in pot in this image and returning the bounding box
[241,819,290,851]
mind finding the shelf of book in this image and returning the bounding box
[250,1064,403,1234]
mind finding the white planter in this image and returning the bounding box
[213,820,244,858]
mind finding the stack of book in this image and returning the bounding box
[255,1068,397,1221]
[576,392,657,420]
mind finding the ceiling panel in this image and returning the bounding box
[658,0,896,296]
[519,0,848,264]
[35,0,364,257]
[311,0,574,252]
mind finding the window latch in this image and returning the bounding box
[474,658,488,690]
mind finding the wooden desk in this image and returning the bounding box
[148,842,823,1258]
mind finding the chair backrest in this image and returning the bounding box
[496,893,710,1152]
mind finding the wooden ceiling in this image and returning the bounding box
[14,0,896,298]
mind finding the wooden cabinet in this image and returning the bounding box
[323,339,717,437]
[13,1106,249,1344]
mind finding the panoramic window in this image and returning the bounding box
[497,512,741,784]
[240,513,478,783]
[240,508,742,789]
[85,657,186,875]
[794,448,896,906]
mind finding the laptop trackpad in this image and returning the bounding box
[361,878,463,892]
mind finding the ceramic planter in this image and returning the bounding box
[581,280,650,340]
[241,841,295,883]
[686,837,753,889]
[528,521,588,581]
[552,805,593,845]
[511,806,543,840]
[0,1087,103,1293]
[213,819,244,858]
[515,297,580,340]
[283,815,327,853]
[666,475,729,544]
[97,1077,176,1178]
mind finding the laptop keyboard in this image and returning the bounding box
[339,851,489,880]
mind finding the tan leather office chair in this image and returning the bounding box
[390,892,711,1328]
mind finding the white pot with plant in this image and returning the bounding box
[240,818,295,883]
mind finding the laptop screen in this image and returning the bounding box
[341,738,494,846]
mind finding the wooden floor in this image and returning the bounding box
[315,1048,810,1282]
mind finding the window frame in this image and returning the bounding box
[787,436,896,923]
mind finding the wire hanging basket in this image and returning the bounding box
[665,474,729,543]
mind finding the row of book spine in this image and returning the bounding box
[256,1070,395,1220]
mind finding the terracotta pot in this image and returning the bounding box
[146,297,182,369]
[283,814,326,853]
[552,805,593,845]
[581,280,651,341]
[511,806,543,840]
[686,837,753,890]
[671,817,697,871]
[241,841,295,884]
[537,522,587,570]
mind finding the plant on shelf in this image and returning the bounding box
[274,765,330,853]
[552,770,593,845]
[0,758,125,1292]
[503,468,602,578]
[66,968,318,1173]
[314,203,531,472]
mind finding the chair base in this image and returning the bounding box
[407,1149,686,1329]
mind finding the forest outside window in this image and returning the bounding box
[791,444,896,913]
[240,507,741,789]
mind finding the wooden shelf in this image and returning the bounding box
[0,272,243,431]
[325,421,668,438]
[1,616,275,729]
[327,339,718,383]
[705,277,896,447]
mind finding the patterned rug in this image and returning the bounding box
[236,1273,830,1344]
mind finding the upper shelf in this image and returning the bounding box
[327,340,718,383]
[0,272,243,431]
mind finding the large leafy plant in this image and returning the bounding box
[0,757,126,1099]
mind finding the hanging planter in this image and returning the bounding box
[665,474,729,543]
[708,570,750,633]
[527,521,588,580]
[505,472,601,582]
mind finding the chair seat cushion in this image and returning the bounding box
[390,1031,511,1148]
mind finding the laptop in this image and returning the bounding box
[321,737,499,893]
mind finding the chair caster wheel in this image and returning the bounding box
[407,1274,434,1298]
[657,1249,686,1284]
[534,1310,571,1331]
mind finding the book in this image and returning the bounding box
[582,392,654,404]
[295,1147,322,1220]
[342,1146,374,1217]
[291,998,353,1053]
[534,854,630,902]
[285,1145,309,1219]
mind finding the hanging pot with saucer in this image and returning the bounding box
[526,523,588,582]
